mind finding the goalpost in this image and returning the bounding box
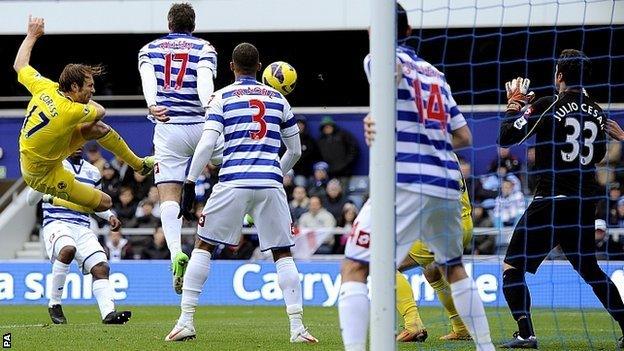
[368,1,397,350]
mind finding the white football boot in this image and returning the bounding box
[290,326,319,343]
[165,322,196,341]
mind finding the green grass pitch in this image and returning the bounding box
[0,305,622,350]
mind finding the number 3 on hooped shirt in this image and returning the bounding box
[249,99,267,140]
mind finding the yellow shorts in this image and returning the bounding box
[21,127,101,210]
[407,214,473,267]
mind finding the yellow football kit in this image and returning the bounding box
[396,174,473,340]
[17,65,102,209]
[407,182,473,266]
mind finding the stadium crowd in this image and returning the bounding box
[31,116,624,260]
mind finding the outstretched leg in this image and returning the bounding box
[78,121,152,174]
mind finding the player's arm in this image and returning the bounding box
[197,43,217,109]
[279,100,302,173]
[137,45,168,121]
[13,16,44,73]
[179,97,224,220]
[606,119,624,141]
[498,95,555,147]
[88,100,106,120]
[445,82,472,150]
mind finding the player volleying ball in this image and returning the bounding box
[395,160,473,342]
[165,43,317,343]
[338,4,494,351]
[138,3,222,294]
[498,50,624,349]
[14,16,154,216]
[27,148,131,325]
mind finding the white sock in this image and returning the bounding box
[160,200,183,259]
[178,249,211,326]
[92,279,115,319]
[49,260,70,307]
[450,277,495,351]
[338,281,369,351]
[275,257,303,334]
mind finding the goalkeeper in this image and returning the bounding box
[395,167,472,342]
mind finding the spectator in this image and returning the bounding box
[616,197,624,228]
[104,229,134,262]
[128,201,161,228]
[459,157,496,204]
[607,183,621,227]
[308,161,329,197]
[101,162,121,203]
[472,206,493,228]
[471,233,497,255]
[298,196,337,254]
[292,115,321,178]
[283,170,296,201]
[481,165,521,197]
[111,156,133,184]
[322,179,350,222]
[289,186,310,222]
[595,219,624,260]
[317,116,359,178]
[126,172,154,200]
[86,142,106,173]
[336,203,358,254]
[114,186,138,225]
[489,147,521,175]
[142,227,171,260]
[195,164,219,202]
[493,178,525,227]
[136,186,161,218]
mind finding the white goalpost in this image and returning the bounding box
[368,1,397,350]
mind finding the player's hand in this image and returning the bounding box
[108,216,122,231]
[178,181,197,221]
[363,113,376,146]
[606,119,624,141]
[27,15,45,39]
[505,77,535,113]
[149,105,169,122]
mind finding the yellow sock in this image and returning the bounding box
[52,198,94,214]
[429,277,469,334]
[97,129,143,171]
[396,271,424,331]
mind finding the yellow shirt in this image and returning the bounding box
[459,175,472,218]
[18,65,97,168]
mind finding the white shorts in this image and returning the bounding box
[197,183,294,252]
[42,221,107,274]
[344,191,463,266]
[153,123,224,184]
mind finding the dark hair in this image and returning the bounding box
[168,3,195,33]
[59,64,104,92]
[556,49,591,86]
[232,43,260,75]
[397,3,409,40]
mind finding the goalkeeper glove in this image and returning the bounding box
[505,77,535,113]
[178,180,198,221]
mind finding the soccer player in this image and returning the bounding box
[26,148,131,325]
[337,4,494,351]
[498,50,624,349]
[395,167,473,342]
[138,3,221,294]
[164,43,317,343]
[14,16,153,215]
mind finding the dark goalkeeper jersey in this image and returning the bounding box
[498,90,607,197]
